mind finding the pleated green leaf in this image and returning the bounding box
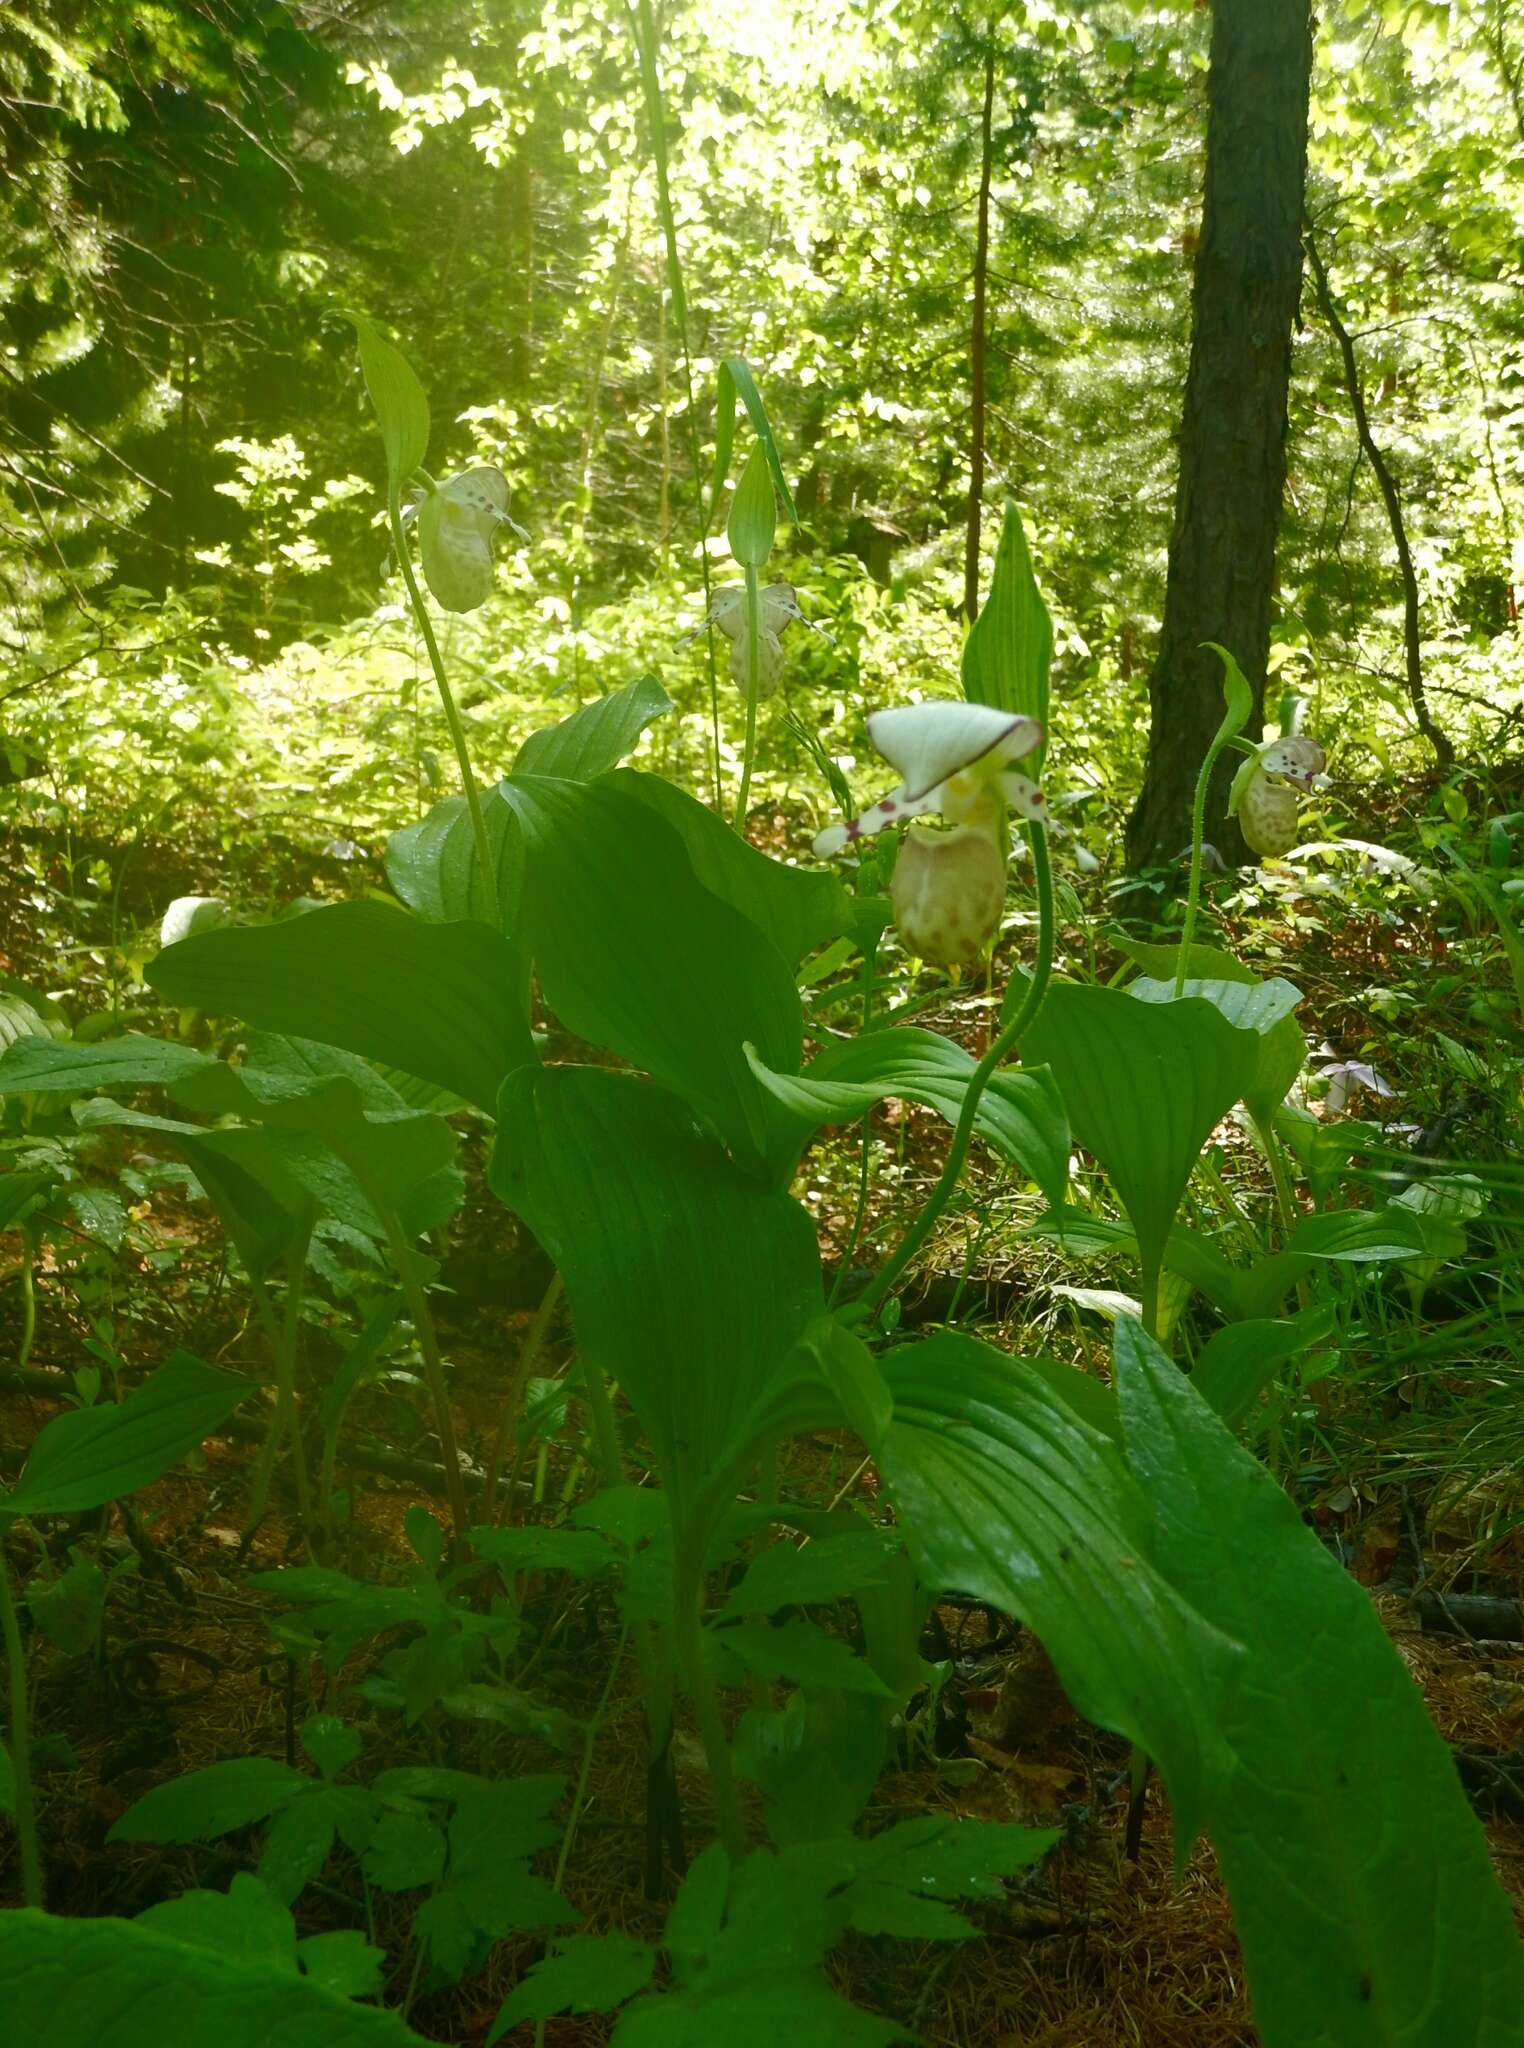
[1022,982,1260,1286]
[746,1027,1069,1204]
[147,901,533,1113]
[1114,1317,1524,2047]
[496,776,800,1168]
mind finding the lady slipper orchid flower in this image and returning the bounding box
[812,701,1046,858]
[677,580,829,700]
[406,466,527,614]
[891,822,1008,967]
[1233,734,1327,859]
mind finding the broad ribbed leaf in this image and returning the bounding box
[747,1028,1069,1205]
[350,313,429,489]
[1114,1317,1524,2047]
[880,1330,1231,1849]
[513,675,672,780]
[0,1035,213,1097]
[497,777,800,1168]
[1128,974,1306,1120]
[1023,983,1260,1287]
[492,1067,831,1498]
[386,791,523,930]
[608,768,853,969]
[147,901,532,1113]
[5,1353,251,1518]
[0,1910,429,2048]
[961,499,1051,757]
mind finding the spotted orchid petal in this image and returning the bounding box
[866,702,1042,802]
[998,771,1049,823]
[812,782,946,858]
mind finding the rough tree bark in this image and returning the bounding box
[1125,0,1314,871]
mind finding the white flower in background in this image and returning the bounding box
[814,701,1046,967]
[406,466,528,613]
[813,702,1046,856]
[676,580,829,700]
[1233,735,1327,859]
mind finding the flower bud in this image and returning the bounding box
[890,822,1006,966]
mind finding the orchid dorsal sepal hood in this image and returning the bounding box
[403,464,528,613]
[1229,732,1328,858]
[813,700,1045,858]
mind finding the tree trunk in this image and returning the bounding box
[1125,0,1313,871]
[964,28,996,625]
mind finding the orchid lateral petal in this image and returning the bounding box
[999,770,1050,822]
[867,702,1043,801]
[813,781,944,858]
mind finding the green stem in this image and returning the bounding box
[733,563,761,833]
[628,0,723,807]
[1174,741,1218,998]
[386,488,499,928]
[378,1209,469,1544]
[1139,1264,1162,1343]
[480,1274,563,1525]
[16,1233,36,1373]
[244,1224,315,1548]
[673,1550,746,1861]
[862,822,1056,1319]
[0,1548,42,1908]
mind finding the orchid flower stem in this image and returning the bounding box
[863,822,1055,1320]
[480,1273,563,1526]
[733,563,761,833]
[628,0,722,808]
[674,1549,746,1862]
[0,1547,42,1908]
[245,1230,315,1548]
[16,1233,35,1373]
[1174,739,1219,998]
[378,1207,469,1545]
[387,487,499,930]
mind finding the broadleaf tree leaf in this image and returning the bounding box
[512,675,673,780]
[1112,1316,1524,2047]
[607,767,853,969]
[1022,982,1261,1291]
[747,1027,1069,1204]
[0,1908,431,2048]
[147,901,533,1112]
[5,1353,252,1520]
[495,776,800,1168]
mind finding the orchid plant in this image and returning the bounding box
[2,321,1516,2048]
